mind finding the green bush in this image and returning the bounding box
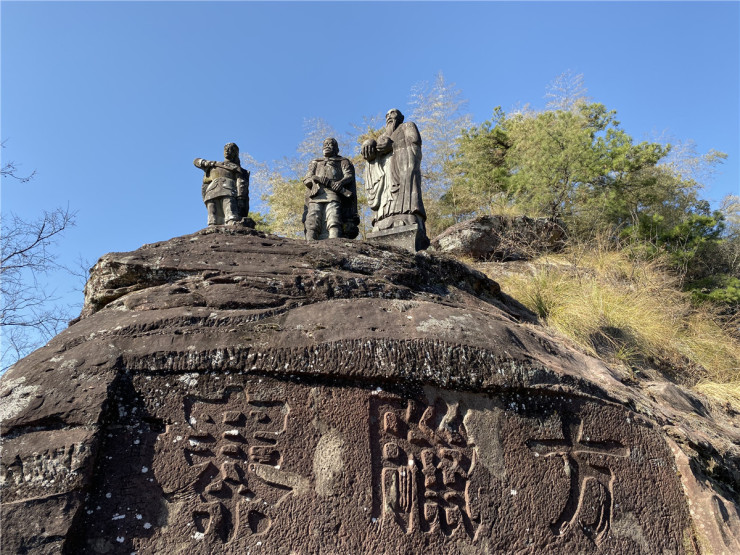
[688,275,740,305]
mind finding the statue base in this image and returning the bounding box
[367,223,429,252]
[206,217,255,229]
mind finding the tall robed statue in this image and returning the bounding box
[361,108,429,250]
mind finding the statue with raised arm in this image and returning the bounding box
[361,109,429,249]
[194,142,249,226]
[302,137,359,240]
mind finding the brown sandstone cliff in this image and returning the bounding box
[1,226,738,554]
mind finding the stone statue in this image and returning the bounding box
[361,109,428,248]
[194,143,249,226]
[302,137,360,240]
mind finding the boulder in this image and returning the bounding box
[431,215,566,260]
[1,226,738,554]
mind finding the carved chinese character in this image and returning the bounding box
[527,416,630,544]
[155,388,308,544]
[373,398,480,538]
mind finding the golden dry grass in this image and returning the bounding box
[694,381,740,408]
[485,245,740,407]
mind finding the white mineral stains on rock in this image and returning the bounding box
[0,377,40,422]
[563,460,572,477]
[178,373,198,387]
[314,429,345,497]
[2,437,92,488]
[212,350,224,365]
[415,313,474,335]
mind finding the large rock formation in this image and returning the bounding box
[431,215,566,261]
[1,226,738,554]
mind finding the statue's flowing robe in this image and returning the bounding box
[364,122,426,228]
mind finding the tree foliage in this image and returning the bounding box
[450,84,725,251]
[244,118,339,238]
[441,72,734,308]
[444,107,512,221]
[409,72,472,235]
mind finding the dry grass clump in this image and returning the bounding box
[694,381,740,408]
[487,244,740,407]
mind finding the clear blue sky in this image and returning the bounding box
[2,1,739,316]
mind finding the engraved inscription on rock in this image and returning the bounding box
[70,373,689,553]
[153,386,307,544]
[371,397,482,539]
[526,415,630,544]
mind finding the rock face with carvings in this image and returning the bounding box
[1,226,739,554]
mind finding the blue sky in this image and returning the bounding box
[2,1,739,326]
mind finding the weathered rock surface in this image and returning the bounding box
[1,226,739,554]
[431,215,566,260]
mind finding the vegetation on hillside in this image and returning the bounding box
[484,242,740,407]
[245,71,739,406]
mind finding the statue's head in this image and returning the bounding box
[224,142,239,162]
[322,137,339,158]
[386,109,404,130]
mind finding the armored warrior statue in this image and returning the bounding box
[194,142,249,226]
[302,137,359,240]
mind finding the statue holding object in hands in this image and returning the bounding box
[361,109,428,246]
[302,137,359,240]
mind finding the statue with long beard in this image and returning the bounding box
[361,109,429,248]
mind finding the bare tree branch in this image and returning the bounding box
[1,140,36,183]
[1,149,78,368]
